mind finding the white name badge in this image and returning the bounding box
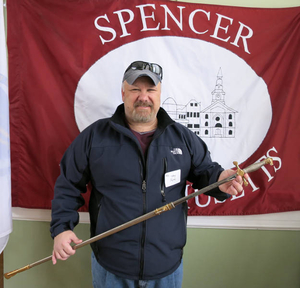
[165,169,181,188]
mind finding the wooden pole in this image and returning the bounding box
[0,252,3,288]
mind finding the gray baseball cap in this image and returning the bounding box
[122,61,163,86]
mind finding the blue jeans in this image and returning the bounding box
[91,252,183,288]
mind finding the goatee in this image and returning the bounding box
[133,101,154,123]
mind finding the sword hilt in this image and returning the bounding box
[233,158,273,186]
[233,161,249,186]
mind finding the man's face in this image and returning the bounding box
[122,76,161,126]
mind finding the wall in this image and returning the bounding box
[4,221,300,288]
[3,0,300,287]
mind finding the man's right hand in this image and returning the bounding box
[52,230,82,265]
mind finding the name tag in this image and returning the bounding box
[165,169,181,188]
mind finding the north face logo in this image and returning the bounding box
[170,148,182,155]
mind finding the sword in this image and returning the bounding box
[4,157,273,279]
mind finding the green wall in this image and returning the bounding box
[184,228,300,288]
[4,221,92,288]
[4,221,300,288]
[4,0,300,287]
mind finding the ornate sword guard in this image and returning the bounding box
[233,161,249,186]
[233,158,274,187]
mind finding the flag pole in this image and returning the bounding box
[1,252,4,288]
[4,158,273,279]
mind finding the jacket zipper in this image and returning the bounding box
[160,158,167,202]
[137,131,165,279]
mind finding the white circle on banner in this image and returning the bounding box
[74,36,272,168]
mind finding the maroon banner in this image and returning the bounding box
[7,0,300,215]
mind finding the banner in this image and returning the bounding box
[0,0,12,253]
[7,0,300,215]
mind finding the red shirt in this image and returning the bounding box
[130,129,155,156]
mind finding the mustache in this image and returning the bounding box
[134,101,153,108]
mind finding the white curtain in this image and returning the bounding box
[0,0,12,254]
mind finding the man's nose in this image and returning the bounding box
[138,90,149,101]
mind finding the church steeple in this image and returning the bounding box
[211,68,225,103]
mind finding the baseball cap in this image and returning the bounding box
[123,61,163,86]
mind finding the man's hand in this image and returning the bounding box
[218,169,249,196]
[52,230,82,265]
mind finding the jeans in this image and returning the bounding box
[91,252,183,288]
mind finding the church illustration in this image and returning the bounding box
[162,68,237,138]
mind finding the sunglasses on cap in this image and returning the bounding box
[125,61,163,80]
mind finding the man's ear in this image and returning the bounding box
[121,83,125,101]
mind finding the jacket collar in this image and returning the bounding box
[110,104,175,131]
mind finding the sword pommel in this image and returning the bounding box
[265,158,273,166]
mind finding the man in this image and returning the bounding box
[50,61,247,288]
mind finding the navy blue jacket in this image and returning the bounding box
[50,104,229,280]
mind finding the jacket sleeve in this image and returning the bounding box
[50,129,92,238]
[186,131,231,201]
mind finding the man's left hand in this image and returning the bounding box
[218,169,249,196]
